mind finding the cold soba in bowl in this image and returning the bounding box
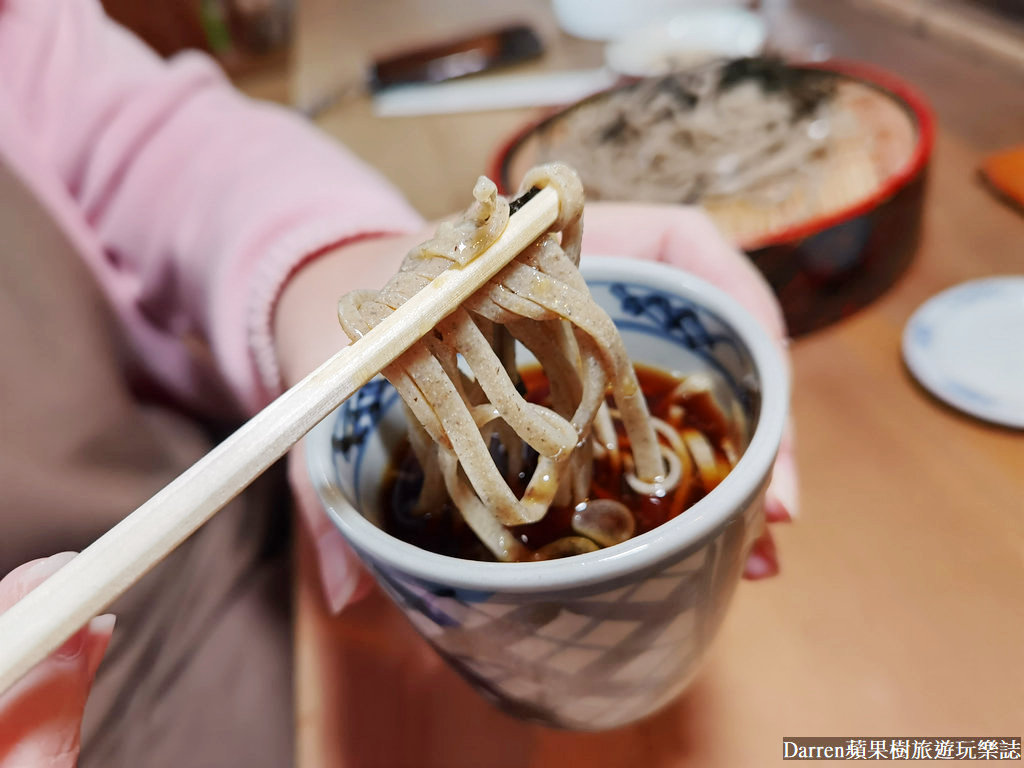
[495,58,931,335]
[503,58,919,249]
[306,164,788,729]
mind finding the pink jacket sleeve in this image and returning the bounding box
[0,0,424,416]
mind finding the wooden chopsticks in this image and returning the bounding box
[0,185,559,695]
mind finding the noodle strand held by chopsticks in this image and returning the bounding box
[338,163,673,560]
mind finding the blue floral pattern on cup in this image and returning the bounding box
[604,281,753,413]
[332,378,399,502]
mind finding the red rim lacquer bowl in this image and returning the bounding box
[491,60,935,336]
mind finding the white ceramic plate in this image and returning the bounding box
[604,8,767,77]
[902,277,1024,428]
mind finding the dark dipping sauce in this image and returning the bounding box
[379,363,735,562]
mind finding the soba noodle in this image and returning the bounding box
[338,163,734,561]
[537,61,842,206]
[533,59,885,244]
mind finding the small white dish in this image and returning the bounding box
[902,277,1024,429]
[553,0,704,41]
[605,8,767,77]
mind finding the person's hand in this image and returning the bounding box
[275,204,797,613]
[0,553,115,768]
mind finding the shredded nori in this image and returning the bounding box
[652,75,699,109]
[594,57,838,136]
[717,57,837,120]
[599,114,630,143]
[509,186,540,215]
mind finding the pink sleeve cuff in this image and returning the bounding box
[240,219,421,412]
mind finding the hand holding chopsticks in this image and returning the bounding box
[0,185,559,695]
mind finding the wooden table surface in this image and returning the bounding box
[289,2,1024,765]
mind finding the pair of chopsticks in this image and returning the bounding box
[0,185,560,695]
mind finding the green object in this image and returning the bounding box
[199,0,232,53]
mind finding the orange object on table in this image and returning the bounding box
[981,144,1024,210]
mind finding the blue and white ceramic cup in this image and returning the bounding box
[305,257,789,730]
